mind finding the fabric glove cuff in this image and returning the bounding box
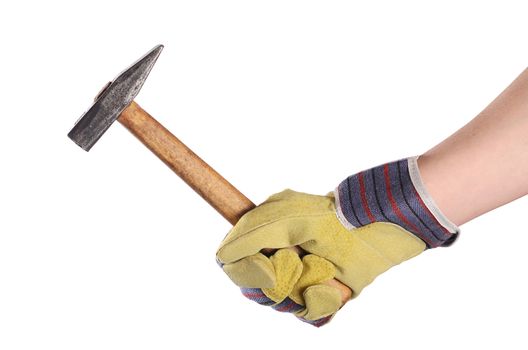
[335,155,460,248]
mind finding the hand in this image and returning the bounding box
[216,189,429,326]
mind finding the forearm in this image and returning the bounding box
[418,68,528,226]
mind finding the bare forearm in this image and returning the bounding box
[418,68,528,226]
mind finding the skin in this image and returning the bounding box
[418,68,528,226]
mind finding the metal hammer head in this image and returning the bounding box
[67,45,164,151]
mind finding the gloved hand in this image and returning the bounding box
[216,156,460,326]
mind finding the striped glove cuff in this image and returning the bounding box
[335,156,460,248]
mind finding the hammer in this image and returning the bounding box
[68,45,352,304]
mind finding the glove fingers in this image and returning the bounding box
[222,253,276,288]
[295,284,343,321]
[290,254,336,305]
[262,249,304,302]
[289,254,342,322]
[235,251,343,327]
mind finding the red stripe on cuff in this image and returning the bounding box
[359,172,375,223]
[383,164,430,244]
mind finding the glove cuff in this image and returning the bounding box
[335,155,460,248]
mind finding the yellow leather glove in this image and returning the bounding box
[216,190,426,324]
[216,157,459,326]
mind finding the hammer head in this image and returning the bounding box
[68,45,164,151]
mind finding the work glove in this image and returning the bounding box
[216,156,460,327]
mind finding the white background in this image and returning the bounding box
[1,1,527,349]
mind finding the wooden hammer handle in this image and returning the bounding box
[119,101,256,225]
[118,101,352,304]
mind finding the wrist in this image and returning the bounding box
[416,152,464,226]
